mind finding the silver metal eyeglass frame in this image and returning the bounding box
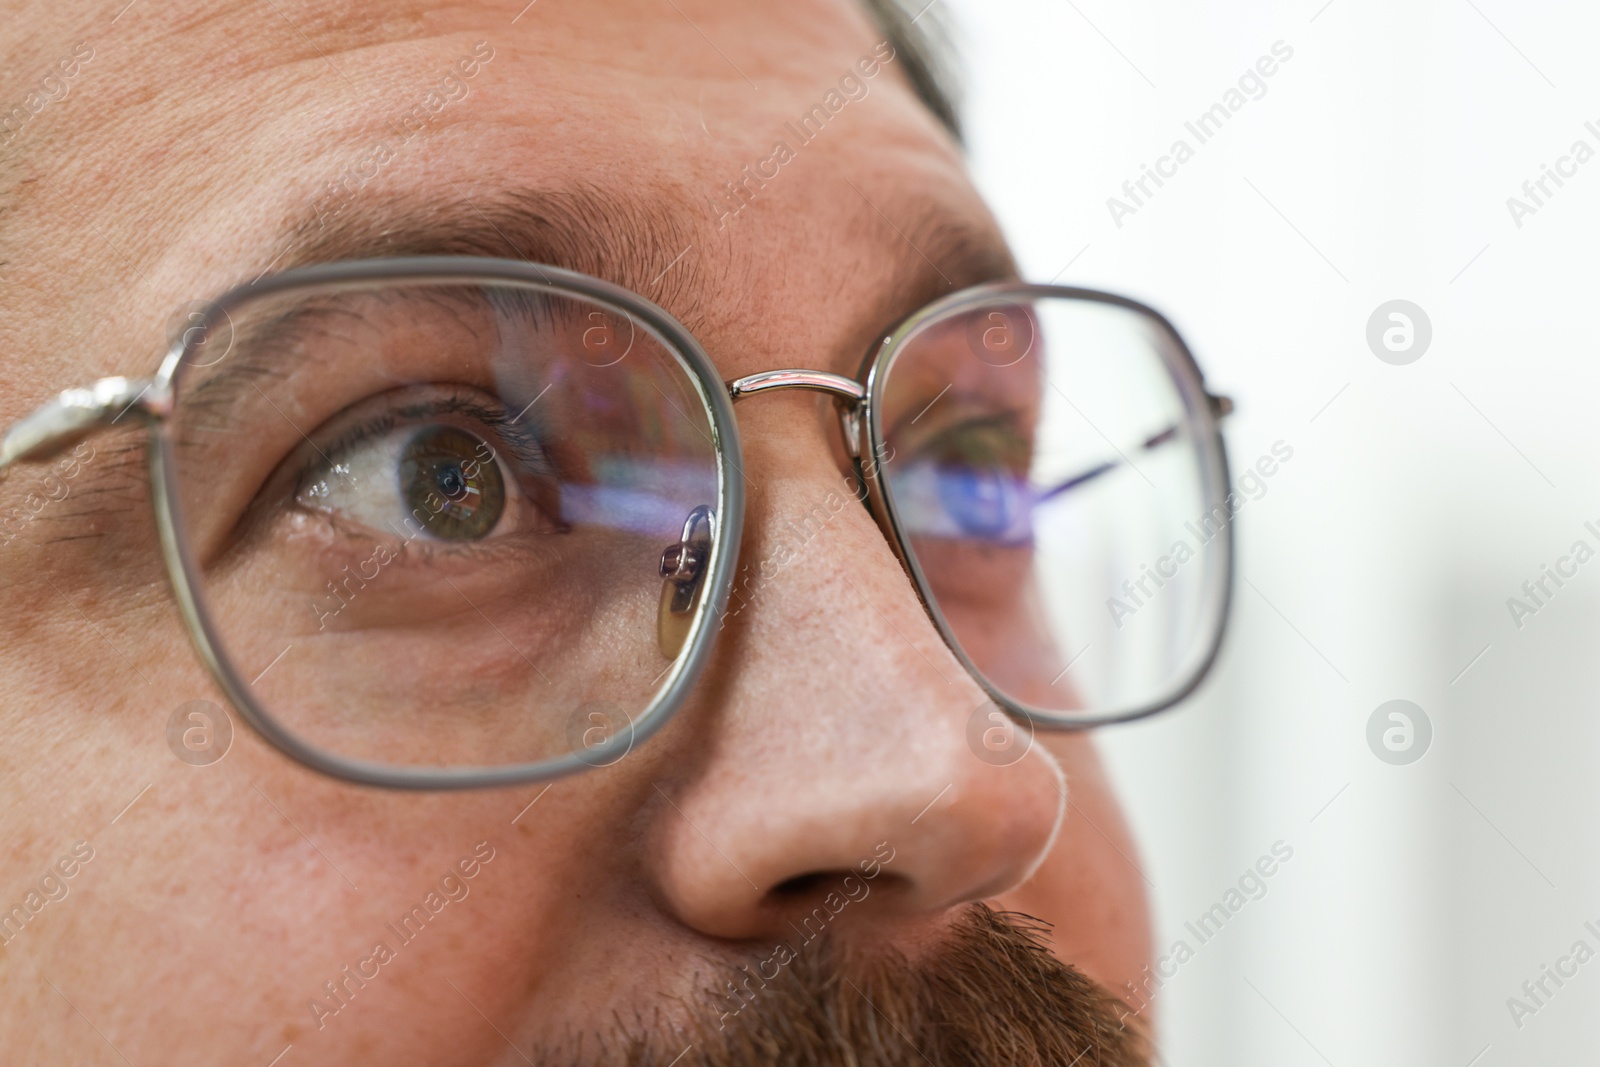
[0,256,1234,790]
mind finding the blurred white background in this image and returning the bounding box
[944,0,1600,1062]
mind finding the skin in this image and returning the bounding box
[0,1,1151,1062]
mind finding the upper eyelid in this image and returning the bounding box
[304,389,558,485]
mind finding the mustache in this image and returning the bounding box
[550,904,1149,1067]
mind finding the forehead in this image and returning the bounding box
[2,0,1003,392]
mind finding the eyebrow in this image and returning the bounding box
[276,184,701,320]
[264,181,1018,353]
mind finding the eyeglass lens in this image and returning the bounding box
[165,280,722,770]
[874,295,1224,723]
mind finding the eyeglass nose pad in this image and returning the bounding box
[657,505,716,660]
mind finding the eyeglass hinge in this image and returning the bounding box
[0,376,170,477]
[1207,392,1235,419]
[837,404,863,459]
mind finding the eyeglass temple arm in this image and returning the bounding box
[0,376,171,479]
[1034,392,1234,506]
[721,371,1234,490]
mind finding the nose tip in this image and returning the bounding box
[652,744,1065,943]
[646,448,1069,949]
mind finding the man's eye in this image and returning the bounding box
[891,418,1034,543]
[293,401,544,543]
[931,461,1029,540]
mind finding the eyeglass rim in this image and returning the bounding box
[855,281,1236,729]
[3,256,1233,789]
[147,256,748,790]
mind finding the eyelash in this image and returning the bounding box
[299,390,558,499]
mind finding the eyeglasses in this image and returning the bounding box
[0,257,1233,789]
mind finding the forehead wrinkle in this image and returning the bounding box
[872,197,1018,307]
[716,187,1004,375]
[114,1,478,83]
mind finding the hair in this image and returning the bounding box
[856,0,965,142]
[539,905,1149,1065]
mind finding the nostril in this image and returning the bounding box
[769,870,853,901]
[753,867,926,949]
[766,868,916,919]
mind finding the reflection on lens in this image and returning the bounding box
[166,278,723,774]
[876,292,1225,724]
[910,416,1033,542]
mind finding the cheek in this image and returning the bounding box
[991,733,1150,997]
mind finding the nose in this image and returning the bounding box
[648,419,1065,943]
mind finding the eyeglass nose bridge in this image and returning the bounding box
[725,368,868,460]
[725,369,866,406]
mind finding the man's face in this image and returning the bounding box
[0,1,1151,1062]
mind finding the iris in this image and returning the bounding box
[399,426,504,540]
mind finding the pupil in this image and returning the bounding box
[438,465,467,500]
